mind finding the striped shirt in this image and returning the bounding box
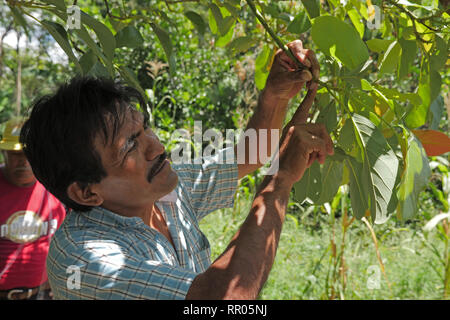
[46,148,238,299]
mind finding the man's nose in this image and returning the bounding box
[145,135,165,161]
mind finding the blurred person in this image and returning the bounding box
[21,40,333,299]
[0,118,66,300]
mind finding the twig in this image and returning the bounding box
[103,0,145,21]
[245,0,307,72]
[386,0,440,32]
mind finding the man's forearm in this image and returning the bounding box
[186,174,292,300]
[236,89,290,178]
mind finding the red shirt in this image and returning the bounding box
[0,167,66,290]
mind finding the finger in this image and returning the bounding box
[305,135,328,165]
[290,82,318,124]
[317,150,327,164]
[279,51,298,70]
[307,123,334,155]
[307,151,318,167]
[305,49,320,80]
[279,68,312,84]
[279,58,295,72]
[287,40,312,68]
[295,51,312,68]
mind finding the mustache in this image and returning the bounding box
[147,151,168,183]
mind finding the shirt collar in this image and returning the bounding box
[79,206,145,228]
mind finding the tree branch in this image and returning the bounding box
[386,0,440,32]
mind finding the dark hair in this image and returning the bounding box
[20,76,149,212]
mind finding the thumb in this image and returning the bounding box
[289,82,318,125]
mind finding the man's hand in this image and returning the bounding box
[263,40,320,102]
[236,40,320,179]
[275,83,334,187]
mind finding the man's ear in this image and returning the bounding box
[67,181,103,207]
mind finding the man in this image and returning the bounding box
[0,117,66,300]
[20,40,333,299]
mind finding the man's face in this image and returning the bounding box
[93,108,178,214]
[2,149,36,187]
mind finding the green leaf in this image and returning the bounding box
[255,68,269,90]
[430,35,448,71]
[209,3,235,36]
[185,10,206,35]
[215,23,234,47]
[293,161,322,204]
[115,26,144,48]
[347,8,364,38]
[301,0,321,19]
[150,23,175,74]
[317,155,344,204]
[223,2,240,18]
[219,16,235,36]
[396,128,431,220]
[396,0,435,10]
[255,45,271,71]
[379,40,401,75]
[350,113,399,223]
[345,155,369,219]
[40,0,67,11]
[311,16,369,71]
[317,101,338,132]
[74,25,112,76]
[88,61,110,78]
[208,7,218,34]
[226,0,241,6]
[374,85,422,106]
[228,36,257,53]
[428,95,444,131]
[350,0,368,20]
[398,38,417,79]
[41,20,81,72]
[360,79,373,91]
[277,13,292,24]
[338,118,359,160]
[349,90,375,113]
[79,49,97,75]
[405,58,441,128]
[366,39,393,53]
[80,11,116,62]
[287,11,311,34]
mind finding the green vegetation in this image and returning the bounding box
[201,165,448,299]
[1,0,449,299]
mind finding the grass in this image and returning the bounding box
[199,189,448,300]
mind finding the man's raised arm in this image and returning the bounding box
[235,40,320,179]
[186,84,334,300]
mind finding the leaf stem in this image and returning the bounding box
[245,0,307,72]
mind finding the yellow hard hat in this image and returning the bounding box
[0,117,26,151]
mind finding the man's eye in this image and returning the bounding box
[124,140,138,160]
[129,140,138,152]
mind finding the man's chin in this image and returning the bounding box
[155,167,178,198]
